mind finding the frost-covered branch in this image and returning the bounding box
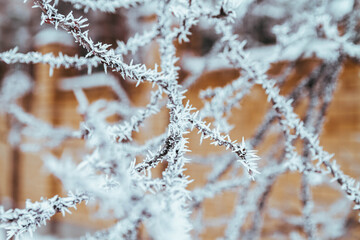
[1,0,359,239]
[0,193,88,239]
[0,47,101,75]
[32,0,163,86]
[189,115,260,178]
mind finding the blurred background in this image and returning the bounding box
[0,0,360,239]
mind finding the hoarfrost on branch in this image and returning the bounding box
[0,0,359,239]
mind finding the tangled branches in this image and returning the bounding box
[0,0,359,239]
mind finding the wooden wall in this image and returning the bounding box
[1,39,360,239]
[183,59,360,239]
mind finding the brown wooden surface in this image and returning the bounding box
[1,39,360,238]
[183,59,360,239]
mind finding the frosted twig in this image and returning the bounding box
[0,193,88,239]
[0,48,101,75]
